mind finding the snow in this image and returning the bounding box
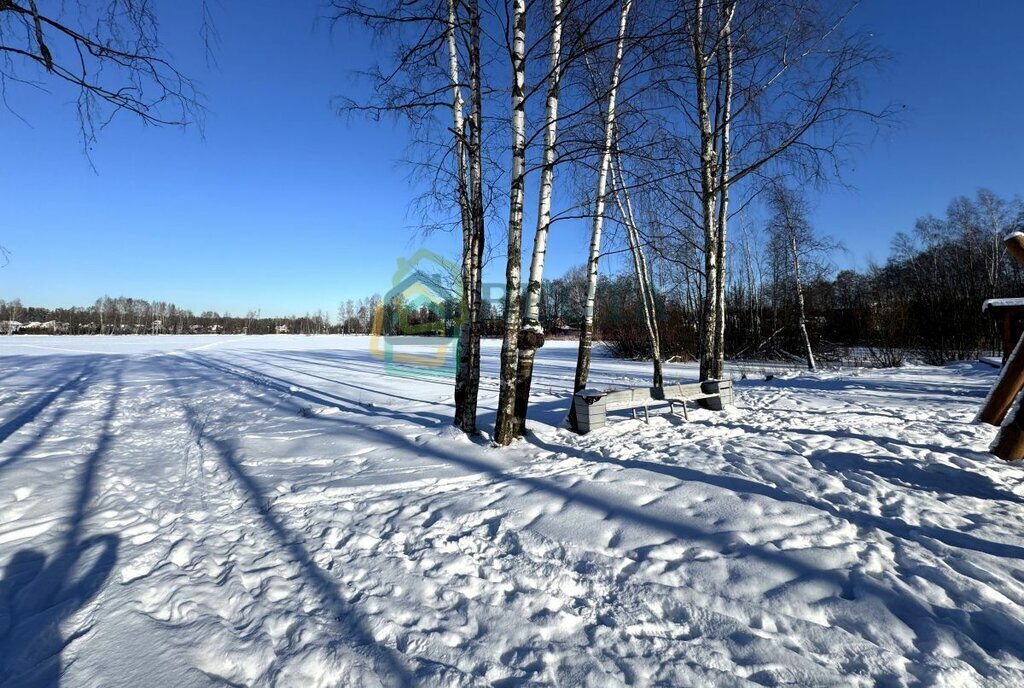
[982,297,1024,312]
[1,335,1023,686]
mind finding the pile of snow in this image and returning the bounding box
[0,335,1022,686]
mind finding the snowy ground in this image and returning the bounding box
[1,335,1023,687]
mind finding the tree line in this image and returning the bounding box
[0,297,333,336]
[597,187,1023,368]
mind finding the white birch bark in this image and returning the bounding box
[513,0,564,436]
[712,1,735,377]
[611,153,663,386]
[457,0,486,434]
[449,0,476,432]
[569,0,633,431]
[693,0,720,382]
[493,0,529,446]
[790,231,816,371]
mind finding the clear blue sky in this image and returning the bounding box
[0,0,1021,317]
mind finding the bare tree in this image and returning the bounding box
[336,0,489,434]
[766,184,838,370]
[632,0,887,379]
[513,0,566,437]
[0,1,201,149]
[568,0,632,432]
[493,0,529,446]
[610,148,663,385]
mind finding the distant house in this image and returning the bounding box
[209,324,223,334]
[151,320,163,334]
[0,321,22,334]
[189,324,205,334]
[275,324,289,334]
[41,321,71,334]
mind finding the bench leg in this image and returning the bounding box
[669,401,675,415]
[682,402,689,421]
[644,405,649,423]
[632,408,637,420]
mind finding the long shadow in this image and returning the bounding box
[0,356,101,448]
[238,350,444,407]
[525,437,1024,666]
[256,350,450,406]
[0,358,103,476]
[0,363,122,688]
[546,443,1024,561]
[755,375,991,403]
[705,419,993,466]
[807,450,1024,504]
[163,352,1024,670]
[160,359,413,687]
[184,353,450,428]
[0,356,72,385]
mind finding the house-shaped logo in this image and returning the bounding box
[370,249,461,377]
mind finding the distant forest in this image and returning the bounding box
[5,189,1021,368]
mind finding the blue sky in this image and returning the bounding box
[0,0,1021,317]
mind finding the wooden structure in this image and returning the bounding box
[573,380,733,433]
[982,297,1024,364]
[979,232,1024,460]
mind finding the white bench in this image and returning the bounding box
[572,380,733,433]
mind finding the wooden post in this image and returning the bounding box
[991,398,1024,461]
[978,329,1024,426]
[984,232,1024,458]
[1005,231,1024,267]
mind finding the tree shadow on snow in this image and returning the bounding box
[160,359,415,687]
[159,352,1024,677]
[0,363,122,688]
[0,356,101,454]
[707,419,995,469]
[530,437,1024,669]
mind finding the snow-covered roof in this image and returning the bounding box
[982,297,1024,313]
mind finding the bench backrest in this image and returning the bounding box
[601,382,708,409]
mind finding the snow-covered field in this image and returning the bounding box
[1,335,1022,686]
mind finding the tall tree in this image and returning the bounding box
[493,0,530,446]
[337,0,488,434]
[766,185,820,370]
[513,0,566,437]
[611,149,663,385]
[637,0,885,379]
[568,0,632,432]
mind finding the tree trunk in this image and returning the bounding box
[456,0,486,434]
[493,0,529,446]
[694,0,720,381]
[569,0,633,432]
[449,0,476,433]
[513,0,564,437]
[712,4,734,378]
[790,232,816,371]
[611,153,663,386]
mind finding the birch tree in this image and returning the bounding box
[337,0,488,434]
[568,0,632,432]
[493,0,530,446]
[766,185,835,371]
[512,0,566,437]
[611,150,663,385]
[449,0,487,434]
[642,0,885,380]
